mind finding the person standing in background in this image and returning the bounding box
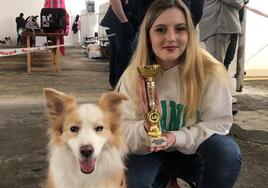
[100,3,125,89]
[199,0,248,108]
[223,0,249,70]
[199,0,244,63]
[15,13,26,46]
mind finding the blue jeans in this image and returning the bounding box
[17,34,23,46]
[125,134,241,188]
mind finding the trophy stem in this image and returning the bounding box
[138,65,167,147]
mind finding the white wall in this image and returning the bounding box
[79,0,109,41]
[0,0,110,45]
[244,0,268,76]
[0,0,43,44]
[80,10,98,40]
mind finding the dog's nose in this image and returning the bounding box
[80,145,94,158]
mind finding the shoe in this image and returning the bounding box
[232,97,237,104]
[232,110,238,116]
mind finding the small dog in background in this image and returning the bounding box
[0,37,11,45]
[44,88,128,188]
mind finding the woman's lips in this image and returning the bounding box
[163,46,178,52]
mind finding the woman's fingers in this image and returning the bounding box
[162,132,176,147]
[141,79,148,109]
[145,132,176,152]
[147,145,167,152]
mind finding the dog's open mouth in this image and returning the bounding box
[79,158,96,174]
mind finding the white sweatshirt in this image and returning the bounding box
[118,65,233,155]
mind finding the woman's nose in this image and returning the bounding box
[166,29,175,43]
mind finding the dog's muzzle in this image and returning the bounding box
[79,145,96,174]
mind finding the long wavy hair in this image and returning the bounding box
[118,0,229,121]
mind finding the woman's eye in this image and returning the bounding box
[175,25,186,32]
[95,126,104,132]
[155,27,166,33]
[70,126,79,133]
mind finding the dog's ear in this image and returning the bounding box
[98,92,127,112]
[44,88,77,123]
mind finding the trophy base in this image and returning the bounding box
[146,136,167,147]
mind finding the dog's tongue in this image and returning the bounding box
[79,159,96,174]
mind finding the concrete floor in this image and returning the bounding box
[0,46,267,188]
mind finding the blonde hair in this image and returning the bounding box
[118,0,229,120]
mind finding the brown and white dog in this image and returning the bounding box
[44,88,127,188]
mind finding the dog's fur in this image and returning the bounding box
[44,88,128,188]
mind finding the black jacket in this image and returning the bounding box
[15,16,26,31]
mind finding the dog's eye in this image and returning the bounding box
[95,126,104,132]
[70,126,79,133]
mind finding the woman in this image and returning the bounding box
[117,0,241,187]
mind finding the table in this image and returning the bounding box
[22,31,67,74]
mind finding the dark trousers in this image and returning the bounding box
[224,8,244,70]
[126,134,241,188]
[106,29,119,88]
[115,34,133,84]
[17,34,23,46]
[106,27,134,87]
[224,34,238,70]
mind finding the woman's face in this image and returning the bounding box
[149,7,188,70]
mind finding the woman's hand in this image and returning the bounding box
[143,120,151,132]
[146,132,176,152]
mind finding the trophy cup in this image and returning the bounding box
[138,65,167,147]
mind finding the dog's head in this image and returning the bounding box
[44,88,127,174]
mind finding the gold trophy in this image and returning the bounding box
[138,65,167,147]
